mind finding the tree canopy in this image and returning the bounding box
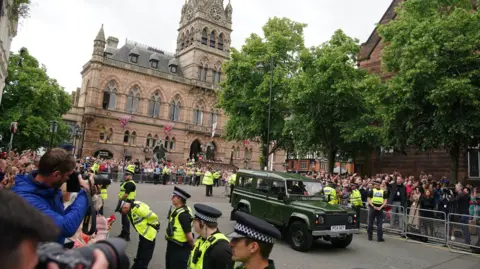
[376,0,480,182]
[0,48,72,151]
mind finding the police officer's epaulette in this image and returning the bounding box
[208,236,216,242]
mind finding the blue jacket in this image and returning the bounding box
[12,171,89,244]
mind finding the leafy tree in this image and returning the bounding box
[0,48,72,151]
[287,30,382,172]
[219,17,306,169]
[376,0,480,182]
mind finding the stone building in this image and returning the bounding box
[356,0,478,182]
[63,0,285,169]
[0,0,20,105]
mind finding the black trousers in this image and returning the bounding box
[367,206,383,239]
[206,185,213,196]
[121,212,130,236]
[162,174,169,185]
[131,236,156,269]
[229,185,235,203]
[165,241,191,269]
[153,174,160,184]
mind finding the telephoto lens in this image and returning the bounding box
[36,238,130,269]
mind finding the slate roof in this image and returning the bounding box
[105,41,184,77]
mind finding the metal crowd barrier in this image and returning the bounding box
[405,207,447,245]
[447,214,480,254]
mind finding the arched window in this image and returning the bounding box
[148,90,161,117]
[99,126,105,141]
[209,110,218,127]
[235,146,241,158]
[193,103,204,125]
[164,136,170,149]
[202,65,208,81]
[130,131,137,145]
[209,31,216,48]
[123,131,130,144]
[169,98,181,121]
[126,87,140,113]
[102,80,117,110]
[170,137,176,150]
[153,134,159,148]
[212,69,218,85]
[218,33,224,50]
[201,29,208,45]
[106,128,113,143]
[146,134,152,147]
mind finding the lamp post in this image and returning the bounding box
[49,120,58,149]
[256,57,275,171]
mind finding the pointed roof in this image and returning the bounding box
[168,58,179,67]
[130,45,140,56]
[226,0,232,10]
[150,52,160,61]
[95,24,106,42]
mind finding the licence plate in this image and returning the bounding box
[330,225,346,231]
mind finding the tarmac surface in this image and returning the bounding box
[104,182,480,269]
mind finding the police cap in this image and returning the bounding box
[172,186,191,200]
[228,211,281,244]
[193,204,222,223]
[125,165,135,176]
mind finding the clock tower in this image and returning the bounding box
[176,0,233,83]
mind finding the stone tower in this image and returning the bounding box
[92,24,106,62]
[176,0,233,82]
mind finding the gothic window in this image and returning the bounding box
[201,29,208,45]
[202,65,208,81]
[212,70,218,85]
[123,131,130,144]
[130,132,137,145]
[218,34,224,50]
[209,110,218,127]
[148,90,161,118]
[146,134,152,147]
[181,42,185,50]
[164,136,170,149]
[235,146,241,158]
[153,134,159,148]
[169,98,181,121]
[106,128,113,143]
[102,80,117,110]
[198,65,203,80]
[99,126,105,142]
[126,87,140,114]
[193,104,204,125]
[170,137,176,150]
[210,31,216,48]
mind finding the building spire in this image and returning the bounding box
[95,24,106,42]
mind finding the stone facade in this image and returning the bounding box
[0,0,19,105]
[63,0,286,170]
[357,0,476,182]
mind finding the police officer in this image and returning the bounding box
[117,165,137,241]
[116,200,159,269]
[323,182,339,205]
[228,169,237,202]
[162,164,171,185]
[350,183,363,222]
[228,211,281,269]
[188,204,233,269]
[203,167,214,197]
[213,170,221,187]
[367,179,387,242]
[165,187,195,269]
[99,183,108,215]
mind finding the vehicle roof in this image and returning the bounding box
[237,169,314,181]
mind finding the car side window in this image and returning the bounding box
[239,176,254,189]
[269,180,286,197]
[254,178,270,194]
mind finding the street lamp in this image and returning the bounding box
[257,57,275,171]
[49,120,58,149]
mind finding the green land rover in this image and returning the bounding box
[230,169,360,252]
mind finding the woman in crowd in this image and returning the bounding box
[408,187,422,230]
[420,188,435,237]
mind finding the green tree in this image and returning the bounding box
[287,30,382,172]
[377,0,480,182]
[219,17,306,169]
[0,48,72,151]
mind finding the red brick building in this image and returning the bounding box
[356,0,478,183]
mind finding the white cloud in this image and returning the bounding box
[11,0,391,92]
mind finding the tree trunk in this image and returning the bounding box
[327,148,337,174]
[448,144,460,184]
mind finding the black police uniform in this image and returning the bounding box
[119,170,136,241]
[228,211,281,269]
[188,204,233,269]
[165,187,193,269]
[367,182,388,242]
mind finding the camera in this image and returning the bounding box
[36,238,130,269]
[67,171,112,193]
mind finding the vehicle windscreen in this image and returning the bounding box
[286,180,323,197]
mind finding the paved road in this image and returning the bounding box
[104,183,480,269]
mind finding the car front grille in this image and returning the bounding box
[325,214,349,225]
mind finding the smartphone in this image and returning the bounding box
[66,171,81,192]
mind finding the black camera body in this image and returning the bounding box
[67,171,111,193]
[36,238,129,269]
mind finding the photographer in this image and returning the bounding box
[0,189,109,269]
[12,148,92,245]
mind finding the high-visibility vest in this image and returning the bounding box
[195,171,202,176]
[188,232,230,269]
[162,167,170,175]
[100,187,108,200]
[92,163,100,173]
[126,164,136,174]
[371,189,385,206]
[165,206,193,244]
[228,174,237,185]
[323,186,338,205]
[350,189,362,207]
[128,201,159,241]
[213,172,221,179]
[202,171,214,185]
[118,180,136,200]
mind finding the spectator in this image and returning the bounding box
[420,189,435,237]
[408,187,421,230]
[12,148,91,245]
[453,184,471,244]
[388,176,407,230]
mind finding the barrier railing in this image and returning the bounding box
[405,207,447,245]
[447,213,480,254]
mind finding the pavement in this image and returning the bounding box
[104,182,480,269]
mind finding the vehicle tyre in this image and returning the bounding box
[238,205,249,213]
[231,205,249,220]
[288,221,313,252]
[330,234,353,248]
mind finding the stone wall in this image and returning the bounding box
[0,0,18,105]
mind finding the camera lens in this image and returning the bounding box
[75,238,130,269]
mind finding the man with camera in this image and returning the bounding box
[117,165,137,241]
[12,148,93,245]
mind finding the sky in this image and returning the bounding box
[11,0,392,92]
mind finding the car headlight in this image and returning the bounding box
[315,215,325,225]
[348,216,353,224]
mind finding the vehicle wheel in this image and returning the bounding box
[330,234,353,248]
[288,221,313,252]
[238,206,249,213]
